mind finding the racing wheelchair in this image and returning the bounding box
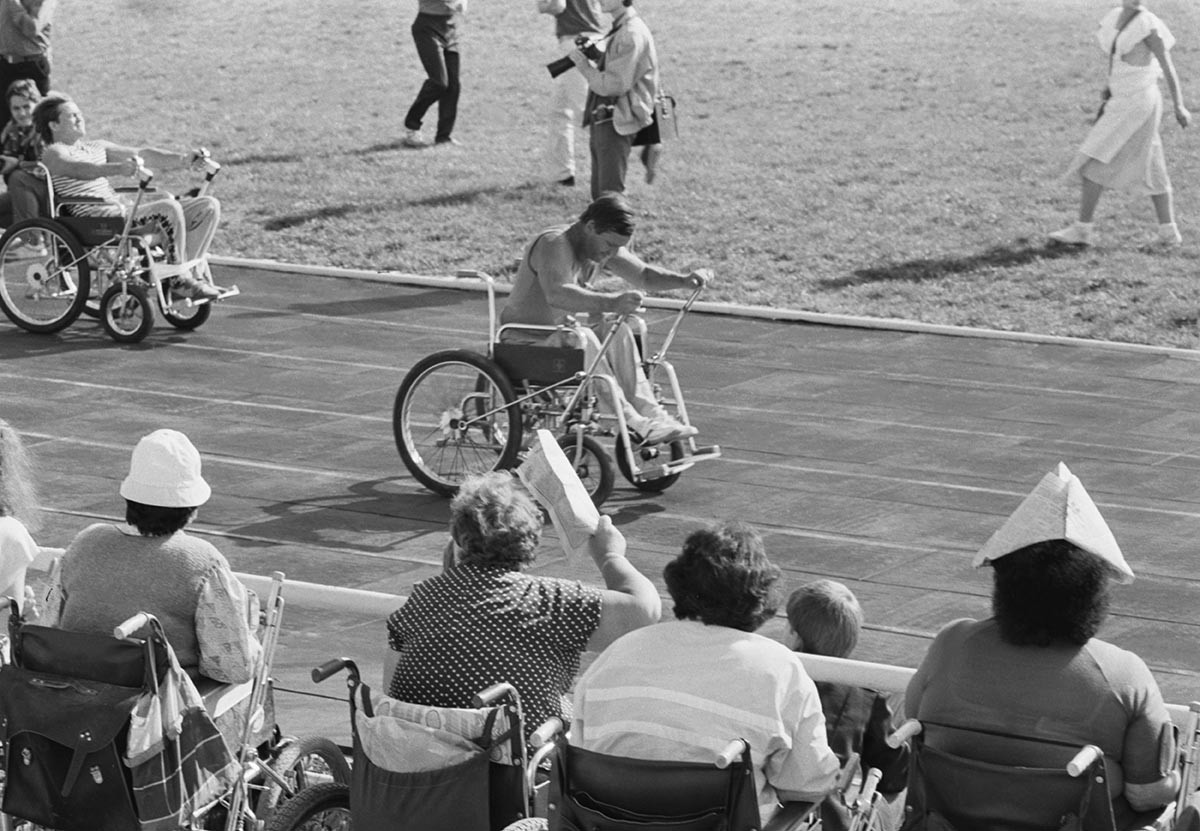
[0,572,349,831]
[392,270,721,508]
[0,151,239,343]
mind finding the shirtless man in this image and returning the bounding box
[501,192,708,445]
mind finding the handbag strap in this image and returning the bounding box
[1107,9,1142,77]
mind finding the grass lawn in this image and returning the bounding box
[50,0,1200,346]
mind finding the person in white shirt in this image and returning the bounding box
[572,521,841,824]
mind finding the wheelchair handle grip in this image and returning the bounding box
[858,768,883,807]
[311,657,355,684]
[716,739,747,769]
[1067,745,1103,777]
[529,717,564,749]
[887,719,922,748]
[473,681,519,708]
[113,612,153,639]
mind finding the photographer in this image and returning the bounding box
[568,0,658,198]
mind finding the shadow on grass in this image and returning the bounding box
[823,240,1088,288]
[221,151,304,167]
[406,181,541,209]
[263,203,360,231]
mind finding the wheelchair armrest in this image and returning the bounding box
[197,677,254,719]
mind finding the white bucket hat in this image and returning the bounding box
[119,429,212,508]
[972,462,1134,584]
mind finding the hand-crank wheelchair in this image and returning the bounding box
[392,270,721,507]
[0,572,349,831]
[0,151,239,343]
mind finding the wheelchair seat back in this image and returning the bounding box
[548,743,763,831]
[56,214,126,248]
[493,342,584,387]
[905,730,1118,831]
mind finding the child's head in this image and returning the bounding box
[6,79,41,127]
[785,579,863,658]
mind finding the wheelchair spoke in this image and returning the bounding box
[0,221,91,334]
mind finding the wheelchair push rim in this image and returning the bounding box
[0,219,91,334]
[393,349,523,496]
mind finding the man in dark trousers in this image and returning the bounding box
[0,0,54,134]
[401,0,466,149]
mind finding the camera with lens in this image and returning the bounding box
[546,35,601,78]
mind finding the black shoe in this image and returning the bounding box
[556,175,576,187]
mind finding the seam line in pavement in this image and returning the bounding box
[211,256,1200,360]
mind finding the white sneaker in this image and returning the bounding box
[1155,223,1182,248]
[1048,222,1095,247]
[639,415,698,445]
[402,129,430,149]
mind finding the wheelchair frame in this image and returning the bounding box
[391,269,721,507]
[0,152,239,343]
[0,571,349,831]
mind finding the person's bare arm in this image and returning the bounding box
[605,247,711,293]
[584,515,661,652]
[1148,31,1190,127]
[138,147,204,172]
[535,234,643,315]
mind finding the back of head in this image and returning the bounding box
[120,429,211,536]
[32,92,69,145]
[663,521,781,632]
[786,579,863,658]
[0,418,39,533]
[450,472,543,570]
[580,192,636,236]
[991,540,1110,647]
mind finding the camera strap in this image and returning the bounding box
[1106,9,1141,84]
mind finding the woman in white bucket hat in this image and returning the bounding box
[904,464,1178,829]
[43,429,259,684]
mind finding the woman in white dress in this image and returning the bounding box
[1049,0,1190,248]
[0,418,60,616]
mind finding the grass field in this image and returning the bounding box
[50,0,1200,346]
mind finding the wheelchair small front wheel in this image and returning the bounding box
[394,349,522,496]
[557,433,614,508]
[614,433,685,492]
[100,282,154,343]
[257,735,352,826]
[0,219,90,334]
[262,781,350,831]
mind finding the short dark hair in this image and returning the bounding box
[663,522,781,632]
[125,499,197,537]
[786,579,863,658]
[32,93,70,145]
[991,540,1110,647]
[580,192,635,236]
[450,472,542,570]
[6,79,39,107]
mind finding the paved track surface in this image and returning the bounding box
[3,263,1199,743]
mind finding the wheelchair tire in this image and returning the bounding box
[393,350,522,497]
[161,298,213,330]
[101,283,155,343]
[0,219,90,334]
[84,237,153,319]
[557,433,614,508]
[262,781,350,831]
[257,735,352,826]
[614,434,685,493]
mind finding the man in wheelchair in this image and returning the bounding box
[501,192,709,446]
[31,92,229,301]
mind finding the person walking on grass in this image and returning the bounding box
[401,0,465,149]
[1049,0,1189,248]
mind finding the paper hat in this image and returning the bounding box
[972,462,1134,584]
[120,429,212,508]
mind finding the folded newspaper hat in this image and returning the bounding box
[972,462,1134,584]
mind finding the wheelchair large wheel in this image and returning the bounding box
[393,350,522,496]
[0,219,90,334]
[558,434,614,508]
[614,434,685,493]
[257,735,352,825]
[100,282,155,343]
[263,781,350,831]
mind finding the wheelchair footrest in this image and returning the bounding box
[183,285,240,308]
[635,446,721,482]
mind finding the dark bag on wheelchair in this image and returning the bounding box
[0,665,143,831]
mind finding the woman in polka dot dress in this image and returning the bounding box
[383,472,661,736]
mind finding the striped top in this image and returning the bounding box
[572,619,841,823]
[49,140,123,217]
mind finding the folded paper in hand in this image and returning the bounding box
[517,430,600,557]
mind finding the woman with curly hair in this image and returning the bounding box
[383,471,660,737]
[0,418,60,615]
[571,521,841,825]
[905,464,1179,829]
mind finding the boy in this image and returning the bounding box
[787,580,909,831]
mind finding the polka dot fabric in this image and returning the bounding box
[387,563,603,737]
